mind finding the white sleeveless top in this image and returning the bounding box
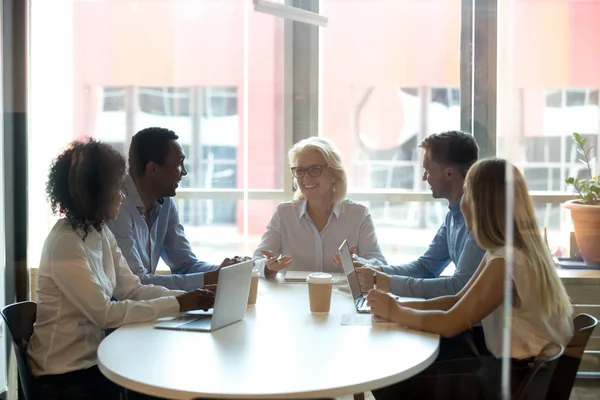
[481,247,573,359]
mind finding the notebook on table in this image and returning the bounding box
[284,270,344,283]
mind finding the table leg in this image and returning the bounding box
[353,393,365,400]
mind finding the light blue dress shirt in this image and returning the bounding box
[381,200,485,299]
[253,199,387,278]
[105,176,218,291]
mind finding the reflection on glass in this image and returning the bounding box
[321,0,461,194]
[320,1,461,257]
[499,1,600,260]
[28,0,284,269]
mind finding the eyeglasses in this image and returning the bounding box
[291,164,328,179]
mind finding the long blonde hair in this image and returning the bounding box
[288,137,348,203]
[466,158,572,316]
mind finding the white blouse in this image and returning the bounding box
[253,199,386,278]
[482,247,573,359]
[27,219,183,376]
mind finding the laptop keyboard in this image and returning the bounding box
[181,315,212,329]
[355,297,366,308]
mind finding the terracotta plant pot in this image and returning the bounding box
[564,200,600,265]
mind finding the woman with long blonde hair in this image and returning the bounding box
[368,158,573,399]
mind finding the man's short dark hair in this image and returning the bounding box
[47,139,126,238]
[419,130,479,177]
[129,127,179,177]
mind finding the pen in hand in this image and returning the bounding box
[373,270,378,291]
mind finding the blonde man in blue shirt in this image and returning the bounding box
[354,131,484,299]
[354,131,487,360]
[254,136,387,278]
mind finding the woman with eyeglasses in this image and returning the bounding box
[253,137,386,279]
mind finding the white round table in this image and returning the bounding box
[98,276,439,399]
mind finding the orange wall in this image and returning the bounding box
[73,1,277,233]
[71,0,600,235]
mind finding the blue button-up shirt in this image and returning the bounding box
[382,200,485,299]
[253,199,387,278]
[105,176,218,291]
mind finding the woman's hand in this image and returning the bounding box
[332,245,357,265]
[261,250,292,272]
[367,289,402,323]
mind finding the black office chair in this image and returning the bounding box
[1,301,37,400]
[545,313,598,400]
[513,342,564,400]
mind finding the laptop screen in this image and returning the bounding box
[338,240,364,301]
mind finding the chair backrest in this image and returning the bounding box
[1,301,37,400]
[545,313,599,400]
[513,342,564,400]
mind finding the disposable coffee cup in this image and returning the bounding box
[307,272,333,313]
[247,268,259,306]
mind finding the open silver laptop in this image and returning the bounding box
[154,260,254,332]
[338,240,371,313]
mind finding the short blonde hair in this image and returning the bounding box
[288,137,348,203]
[466,158,572,317]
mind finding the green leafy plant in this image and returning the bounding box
[565,132,599,205]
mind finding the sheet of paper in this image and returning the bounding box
[371,315,395,324]
[341,313,373,326]
[283,271,309,282]
[341,314,397,326]
[284,271,345,284]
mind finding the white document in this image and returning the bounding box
[284,271,344,284]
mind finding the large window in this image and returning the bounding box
[28,0,286,268]
[24,0,600,394]
[496,1,600,257]
[320,0,462,262]
[27,1,600,273]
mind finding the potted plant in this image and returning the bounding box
[564,132,600,265]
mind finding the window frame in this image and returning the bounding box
[182,0,571,205]
[138,86,191,117]
[253,0,328,28]
[203,87,238,118]
[84,0,575,207]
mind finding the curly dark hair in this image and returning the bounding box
[46,139,127,238]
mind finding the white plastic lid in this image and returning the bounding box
[307,272,333,284]
[251,268,259,277]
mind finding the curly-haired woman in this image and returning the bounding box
[28,139,213,399]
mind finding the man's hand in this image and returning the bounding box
[204,256,248,286]
[261,250,292,272]
[355,267,392,293]
[332,245,357,265]
[367,289,401,322]
[176,288,216,312]
[220,256,245,268]
[203,268,219,286]
[200,284,217,293]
